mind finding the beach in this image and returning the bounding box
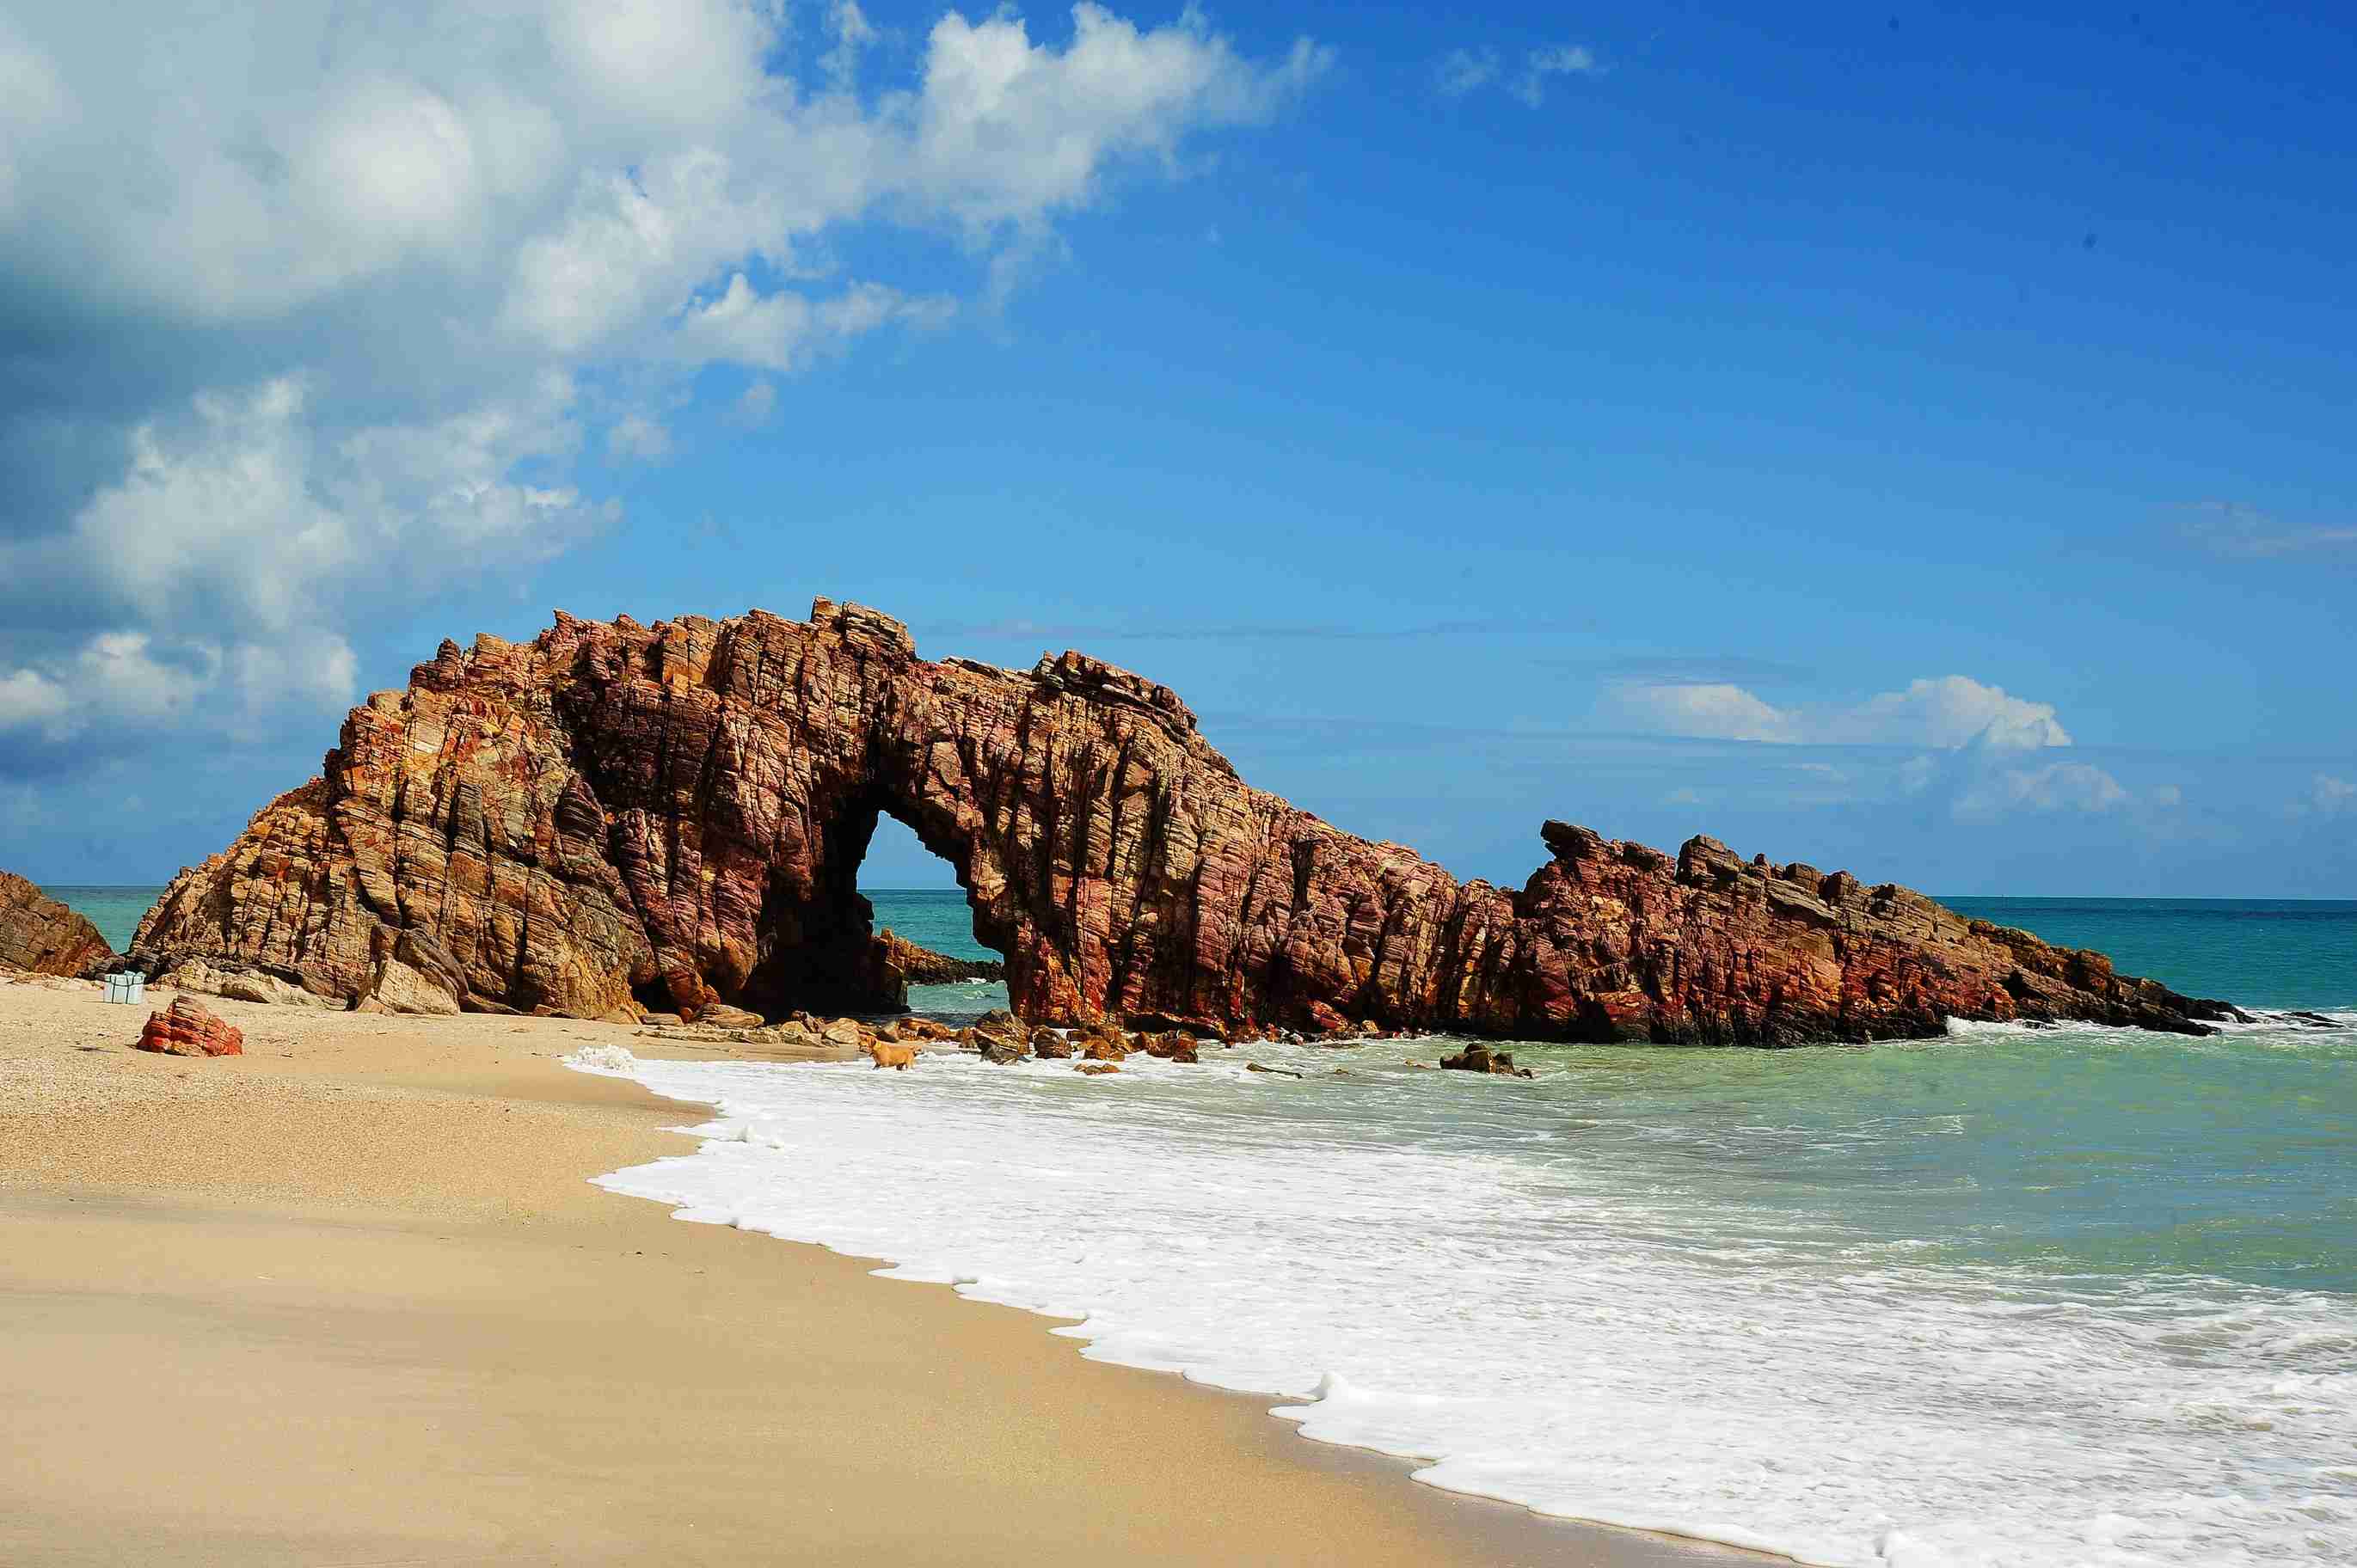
[0,976,1757,1568]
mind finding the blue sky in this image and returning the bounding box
[2,2,2350,896]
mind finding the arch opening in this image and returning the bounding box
[729,799,1007,1020]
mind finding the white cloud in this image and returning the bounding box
[672,273,954,371]
[1954,761,2130,820]
[1,3,1327,776]
[0,20,68,217]
[0,632,209,746]
[729,378,778,429]
[0,668,71,733]
[1609,673,2072,750]
[1440,40,1599,106]
[1828,676,2072,749]
[1437,48,1499,96]
[606,412,673,462]
[1623,682,1800,744]
[2303,775,2354,817]
[1513,44,1599,107]
[822,0,881,91]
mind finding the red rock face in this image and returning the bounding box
[0,870,116,978]
[136,995,244,1057]
[130,601,2238,1043]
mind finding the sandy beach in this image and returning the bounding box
[0,976,1768,1567]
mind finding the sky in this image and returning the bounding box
[2,2,2351,897]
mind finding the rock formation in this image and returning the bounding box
[875,928,1004,984]
[0,870,115,977]
[135,995,244,1057]
[132,600,2239,1044]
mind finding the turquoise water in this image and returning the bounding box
[1945,897,2355,1011]
[40,885,159,954]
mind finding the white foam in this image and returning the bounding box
[574,1043,2357,1568]
[564,1043,642,1073]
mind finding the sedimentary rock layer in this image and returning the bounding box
[132,601,2237,1042]
[0,870,115,978]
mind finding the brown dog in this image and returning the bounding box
[866,1039,919,1071]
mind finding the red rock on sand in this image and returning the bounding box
[136,995,244,1057]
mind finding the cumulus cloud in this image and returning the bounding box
[0,669,71,734]
[1623,683,1799,744]
[672,274,954,371]
[1608,673,2072,750]
[0,3,1329,778]
[1953,761,2131,821]
[821,1,881,92]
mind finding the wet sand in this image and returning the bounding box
[1,976,1775,1566]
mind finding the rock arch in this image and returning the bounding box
[132,600,2237,1041]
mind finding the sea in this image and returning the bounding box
[58,885,2357,1566]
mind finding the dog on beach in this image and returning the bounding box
[866,1039,918,1070]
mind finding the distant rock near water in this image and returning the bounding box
[0,869,116,978]
[127,600,2240,1042]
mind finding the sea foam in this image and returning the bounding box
[570,1025,2357,1568]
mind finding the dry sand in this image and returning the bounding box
[1,975,1774,1567]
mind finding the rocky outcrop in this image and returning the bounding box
[1,871,115,978]
[136,995,244,1057]
[1441,1044,1532,1078]
[153,959,339,1008]
[130,600,2240,1044]
[875,928,1004,984]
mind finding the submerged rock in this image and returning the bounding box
[126,600,2241,1045]
[1440,1044,1533,1079]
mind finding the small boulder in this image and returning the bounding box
[1074,1062,1120,1075]
[136,995,244,1057]
[1029,1026,1073,1059]
[698,1002,765,1029]
[821,1016,865,1048]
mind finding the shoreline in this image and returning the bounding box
[2,977,1776,1567]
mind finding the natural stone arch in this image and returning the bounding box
[132,599,2237,1041]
